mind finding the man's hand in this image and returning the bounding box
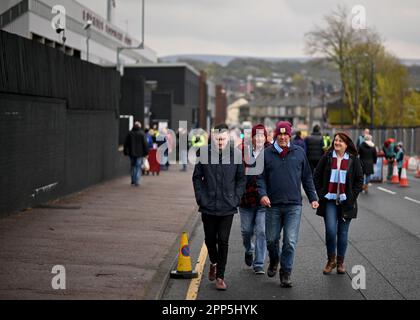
[311,201,319,209]
[260,196,271,208]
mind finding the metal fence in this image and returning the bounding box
[331,127,420,156]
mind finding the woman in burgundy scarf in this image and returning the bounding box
[313,132,363,275]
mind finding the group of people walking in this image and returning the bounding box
[192,121,364,290]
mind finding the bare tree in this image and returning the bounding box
[305,5,380,125]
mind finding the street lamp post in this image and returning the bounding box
[116,0,145,75]
[369,60,375,130]
[321,79,326,131]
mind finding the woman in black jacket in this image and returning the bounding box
[313,132,363,275]
[358,134,377,193]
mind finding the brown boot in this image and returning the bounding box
[323,254,337,274]
[337,256,346,274]
[208,263,217,281]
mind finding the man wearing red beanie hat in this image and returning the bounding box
[257,121,319,288]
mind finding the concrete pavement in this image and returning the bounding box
[0,165,199,299]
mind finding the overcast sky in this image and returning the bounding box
[77,0,420,59]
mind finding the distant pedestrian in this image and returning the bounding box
[257,121,319,288]
[145,128,154,149]
[357,128,370,149]
[383,138,396,181]
[322,132,332,153]
[358,134,377,193]
[313,132,363,275]
[292,131,306,152]
[123,121,149,186]
[304,125,324,173]
[239,124,270,275]
[395,142,405,179]
[192,123,246,291]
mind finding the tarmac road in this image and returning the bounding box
[163,176,420,300]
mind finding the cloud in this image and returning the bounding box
[77,0,420,59]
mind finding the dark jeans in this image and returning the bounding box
[202,213,234,279]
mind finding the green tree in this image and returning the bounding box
[403,91,420,126]
[305,5,411,127]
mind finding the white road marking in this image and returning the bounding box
[404,196,420,205]
[377,187,396,195]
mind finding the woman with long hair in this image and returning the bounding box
[313,132,363,274]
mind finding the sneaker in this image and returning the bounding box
[208,263,217,281]
[280,269,293,288]
[215,278,227,290]
[267,260,278,278]
[254,266,265,275]
[245,252,253,267]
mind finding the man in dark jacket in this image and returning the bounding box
[304,124,324,173]
[192,123,246,291]
[123,121,149,186]
[257,121,319,288]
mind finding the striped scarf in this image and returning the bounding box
[325,151,349,203]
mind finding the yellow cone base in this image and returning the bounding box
[170,270,198,279]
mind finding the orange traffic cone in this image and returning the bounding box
[416,158,420,178]
[170,232,198,279]
[400,165,409,187]
[391,161,399,184]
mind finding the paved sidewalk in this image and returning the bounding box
[0,165,198,299]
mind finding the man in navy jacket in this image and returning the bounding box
[257,121,319,288]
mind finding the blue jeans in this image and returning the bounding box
[265,205,302,273]
[239,206,267,269]
[363,174,371,184]
[324,202,351,257]
[130,157,143,185]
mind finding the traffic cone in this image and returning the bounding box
[399,165,409,187]
[391,161,399,184]
[170,232,198,279]
[416,158,420,178]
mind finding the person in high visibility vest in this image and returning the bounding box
[323,133,332,153]
[192,134,206,147]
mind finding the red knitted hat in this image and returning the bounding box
[275,121,292,137]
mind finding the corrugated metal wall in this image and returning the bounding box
[0,30,126,216]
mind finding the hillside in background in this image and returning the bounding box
[161,55,420,91]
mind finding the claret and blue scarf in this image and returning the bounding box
[325,151,349,203]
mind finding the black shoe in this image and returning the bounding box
[245,253,253,267]
[280,269,293,288]
[267,260,278,278]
